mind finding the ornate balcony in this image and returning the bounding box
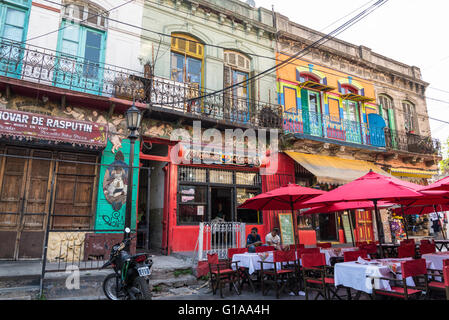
[0,38,282,129]
[283,110,441,156]
[384,128,441,156]
[283,110,387,149]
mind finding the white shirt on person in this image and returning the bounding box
[265,233,281,246]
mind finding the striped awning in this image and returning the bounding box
[389,168,437,178]
[285,151,390,185]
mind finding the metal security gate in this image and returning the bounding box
[197,222,246,261]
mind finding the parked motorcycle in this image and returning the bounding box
[101,228,153,300]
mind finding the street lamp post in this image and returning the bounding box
[124,103,142,245]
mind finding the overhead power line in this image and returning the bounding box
[40,0,449,99]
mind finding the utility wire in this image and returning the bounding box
[29,0,449,126]
[159,0,390,105]
[40,0,449,99]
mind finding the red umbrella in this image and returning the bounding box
[301,171,424,255]
[392,204,449,216]
[301,201,392,215]
[419,176,449,192]
[238,183,326,249]
[239,183,326,211]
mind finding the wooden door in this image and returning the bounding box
[355,210,374,243]
[51,153,98,230]
[0,147,53,259]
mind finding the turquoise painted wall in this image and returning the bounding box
[94,139,140,232]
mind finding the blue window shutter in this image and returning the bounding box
[338,82,342,93]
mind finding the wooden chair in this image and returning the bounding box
[356,241,368,247]
[301,252,343,300]
[371,258,428,300]
[255,246,275,253]
[317,242,332,248]
[420,242,436,255]
[359,243,379,259]
[401,239,416,246]
[227,248,254,293]
[289,244,305,251]
[298,247,320,255]
[427,259,449,299]
[207,253,241,298]
[259,250,298,299]
[343,250,368,262]
[398,244,416,258]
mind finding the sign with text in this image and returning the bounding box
[278,213,295,245]
[0,109,107,147]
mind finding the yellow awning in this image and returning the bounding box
[285,151,390,185]
[340,93,375,103]
[389,168,437,178]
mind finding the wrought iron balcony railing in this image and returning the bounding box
[283,110,441,155]
[0,38,282,129]
[283,110,387,148]
[384,128,441,156]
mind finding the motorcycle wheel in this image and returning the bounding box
[103,273,126,300]
[132,276,152,300]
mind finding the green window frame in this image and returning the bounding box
[0,0,31,78]
[55,19,107,94]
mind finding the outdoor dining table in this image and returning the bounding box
[319,247,359,265]
[421,251,449,270]
[231,251,299,275]
[333,257,434,298]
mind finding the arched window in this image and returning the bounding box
[62,0,108,30]
[402,101,418,133]
[170,33,204,88]
[299,72,320,83]
[341,84,359,95]
[378,94,394,129]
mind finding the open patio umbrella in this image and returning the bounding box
[419,176,449,192]
[301,201,393,215]
[238,183,326,250]
[301,171,424,257]
[300,201,393,246]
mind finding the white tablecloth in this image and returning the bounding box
[421,252,449,270]
[231,251,298,275]
[320,247,359,265]
[334,258,428,294]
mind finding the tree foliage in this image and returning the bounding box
[440,137,449,174]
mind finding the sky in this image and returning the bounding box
[253,0,449,157]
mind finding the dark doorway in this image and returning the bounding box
[137,160,166,251]
[318,213,338,241]
[210,187,233,222]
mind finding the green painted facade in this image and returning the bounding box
[94,139,140,232]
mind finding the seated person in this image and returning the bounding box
[265,227,289,251]
[246,227,263,253]
[211,203,225,223]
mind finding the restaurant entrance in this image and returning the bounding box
[210,187,233,222]
[317,213,338,242]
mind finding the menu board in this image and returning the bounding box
[341,213,354,244]
[278,213,295,245]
